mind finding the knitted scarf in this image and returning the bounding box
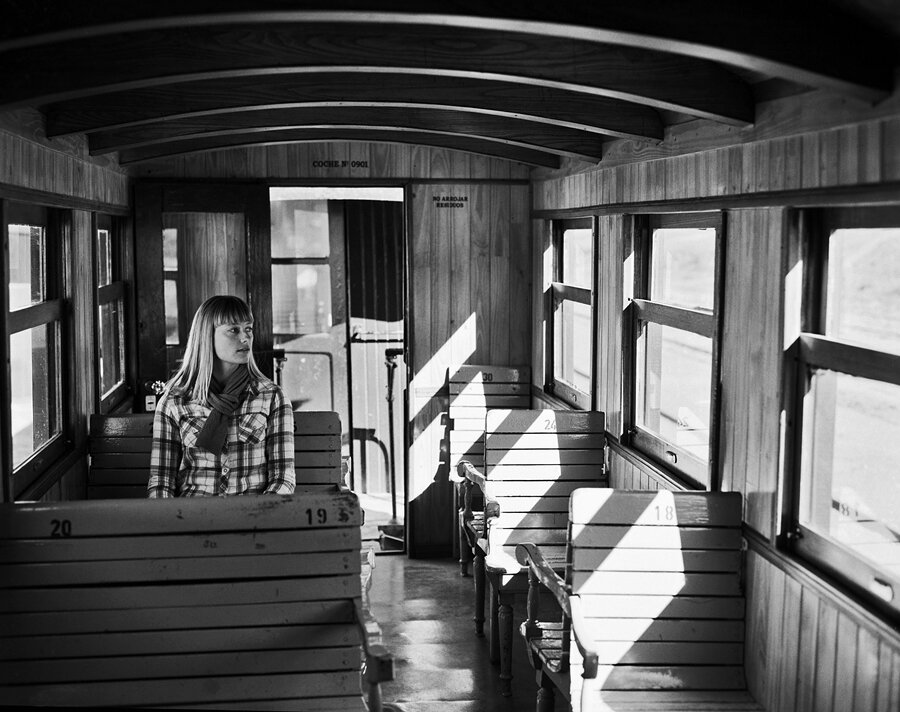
[195,365,252,453]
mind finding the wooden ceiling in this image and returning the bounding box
[0,1,896,168]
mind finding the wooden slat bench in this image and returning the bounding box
[0,490,394,710]
[88,410,346,498]
[446,364,530,574]
[516,488,764,712]
[457,408,608,696]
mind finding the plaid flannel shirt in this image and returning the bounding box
[148,378,295,497]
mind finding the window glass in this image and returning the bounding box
[800,370,900,576]
[272,264,332,338]
[8,223,46,310]
[10,323,61,469]
[826,228,900,355]
[278,352,334,411]
[651,227,716,311]
[270,199,330,259]
[553,299,592,393]
[162,228,178,270]
[164,280,179,345]
[636,323,712,462]
[97,228,112,287]
[98,300,125,398]
[562,227,592,289]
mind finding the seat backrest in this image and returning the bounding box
[88,410,344,498]
[293,410,344,488]
[0,491,371,709]
[88,414,155,499]
[567,488,745,697]
[448,364,530,469]
[483,409,607,569]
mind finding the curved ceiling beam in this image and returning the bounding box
[0,22,753,125]
[45,73,664,141]
[86,107,619,158]
[0,3,893,100]
[114,127,563,167]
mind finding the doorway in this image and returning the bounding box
[269,187,406,551]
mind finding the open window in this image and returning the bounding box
[545,217,595,409]
[785,206,900,620]
[626,212,723,488]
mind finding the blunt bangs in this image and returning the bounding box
[209,296,254,327]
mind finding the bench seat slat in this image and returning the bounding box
[1,623,358,660]
[1,599,356,636]
[487,449,605,466]
[576,618,745,643]
[486,409,605,434]
[0,490,361,538]
[0,671,362,707]
[0,528,356,562]
[485,464,607,481]
[1,646,361,684]
[90,438,153,453]
[171,696,367,711]
[449,381,528,395]
[588,641,744,665]
[572,548,742,572]
[3,574,360,613]
[594,665,748,691]
[3,550,358,586]
[572,524,743,550]
[487,432,608,449]
[570,489,743,526]
[575,594,745,619]
[572,571,743,597]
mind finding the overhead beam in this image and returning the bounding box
[0,22,754,124]
[0,2,893,101]
[45,73,664,140]
[115,128,565,167]
[86,106,628,158]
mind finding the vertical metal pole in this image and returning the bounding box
[384,348,402,523]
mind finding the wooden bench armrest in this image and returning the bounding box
[569,594,600,679]
[456,459,501,522]
[516,543,571,615]
[354,599,394,712]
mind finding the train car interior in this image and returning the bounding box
[1,2,899,710]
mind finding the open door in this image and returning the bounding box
[269,187,405,551]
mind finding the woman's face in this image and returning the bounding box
[213,321,254,369]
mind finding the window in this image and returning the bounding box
[4,201,69,498]
[95,214,130,412]
[786,206,900,620]
[627,213,722,488]
[545,218,595,409]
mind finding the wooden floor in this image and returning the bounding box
[368,554,568,712]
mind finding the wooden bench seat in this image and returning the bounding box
[516,488,764,712]
[88,410,346,498]
[457,408,608,696]
[446,364,530,574]
[0,490,394,711]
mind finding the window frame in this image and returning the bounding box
[624,211,724,489]
[783,205,900,622]
[544,216,596,410]
[3,199,72,500]
[93,213,132,413]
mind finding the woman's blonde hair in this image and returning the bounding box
[165,295,264,404]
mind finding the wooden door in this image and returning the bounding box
[134,183,273,407]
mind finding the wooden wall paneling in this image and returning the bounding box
[832,613,859,712]
[852,626,879,712]
[813,597,840,712]
[133,183,167,387]
[531,218,545,392]
[448,185,470,369]
[774,576,803,712]
[884,117,900,181]
[486,185,506,366]
[246,186,274,367]
[508,186,531,366]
